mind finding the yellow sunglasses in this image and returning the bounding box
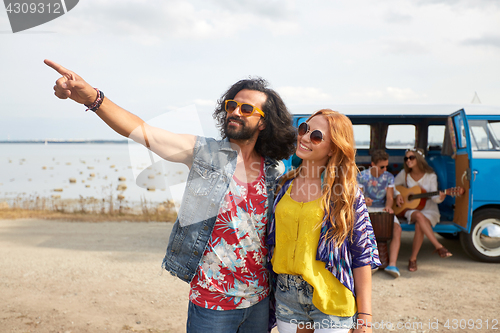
[225,100,265,118]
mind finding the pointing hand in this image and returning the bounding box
[44,59,97,106]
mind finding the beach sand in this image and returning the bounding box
[0,219,498,333]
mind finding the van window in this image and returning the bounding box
[386,125,415,149]
[488,120,500,143]
[469,120,500,151]
[353,125,370,149]
[428,125,445,150]
[457,117,467,149]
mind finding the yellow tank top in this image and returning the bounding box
[271,181,357,317]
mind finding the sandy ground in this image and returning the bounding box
[1,219,499,333]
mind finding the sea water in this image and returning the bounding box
[0,143,189,207]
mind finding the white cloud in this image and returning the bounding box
[386,87,425,101]
[349,90,385,100]
[462,35,500,49]
[277,86,332,104]
[384,11,413,24]
[42,0,299,43]
[350,87,426,102]
[380,38,429,55]
[416,0,500,9]
[194,99,216,107]
[0,10,8,28]
[209,0,295,19]
[417,0,461,5]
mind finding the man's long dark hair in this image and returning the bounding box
[213,77,297,161]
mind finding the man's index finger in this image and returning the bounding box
[44,59,70,76]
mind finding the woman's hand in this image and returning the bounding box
[353,317,372,333]
[395,194,404,207]
[365,197,373,207]
[353,326,372,333]
[439,190,446,201]
[44,59,97,106]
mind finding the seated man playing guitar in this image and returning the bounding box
[394,148,452,273]
[357,150,402,278]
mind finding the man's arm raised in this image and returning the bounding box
[44,59,196,167]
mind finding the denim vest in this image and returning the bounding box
[162,136,281,283]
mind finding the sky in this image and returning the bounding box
[1,0,500,140]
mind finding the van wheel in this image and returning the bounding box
[460,208,500,263]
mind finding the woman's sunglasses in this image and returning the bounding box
[298,122,325,145]
[404,155,417,162]
[225,100,265,117]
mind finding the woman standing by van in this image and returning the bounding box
[268,110,380,333]
[394,148,451,272]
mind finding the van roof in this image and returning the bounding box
[289,104,500,117]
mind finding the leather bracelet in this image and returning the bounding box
[85,88,104,112]
[358,312,372,316]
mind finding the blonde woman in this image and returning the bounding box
[267,110,380,333]
[394,148,451,273]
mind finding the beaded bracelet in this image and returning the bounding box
[85,88,105,112]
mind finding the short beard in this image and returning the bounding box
[224,116,261,140]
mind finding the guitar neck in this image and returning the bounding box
[409,191,440,200]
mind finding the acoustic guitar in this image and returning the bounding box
[392,185,465,216]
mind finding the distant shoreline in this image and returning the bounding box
[0,140,129,144]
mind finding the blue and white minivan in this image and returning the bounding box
[287,105,500,262]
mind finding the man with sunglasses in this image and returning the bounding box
[356,149,402,278]
[45,59,297,333]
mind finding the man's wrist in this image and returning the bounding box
[85,88,105,112]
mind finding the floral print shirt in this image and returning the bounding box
[189,163,269,310]
[356,169,395,208]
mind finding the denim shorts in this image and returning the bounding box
[275,274,355,330]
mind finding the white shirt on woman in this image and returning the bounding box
[394,170,444,226]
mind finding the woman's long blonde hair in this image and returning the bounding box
[279,109,359,246]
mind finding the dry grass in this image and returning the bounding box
[0,195,177,222]
[0,208,176,222]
